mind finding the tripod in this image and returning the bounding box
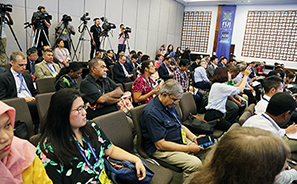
[100,31,115,53]
[53,21,79,61]
[0,12,22,51]
[31,28,51,48]
[122,32,130,54]
[73,21,92,62]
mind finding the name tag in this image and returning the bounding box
[181,128,187,144]
[99,168,111,184]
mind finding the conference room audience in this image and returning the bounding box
[194,60,210,90]
[132,60,162,105]
[257,61,268,76]
[206,56,218,79]
[35,50,61,79]
[0,101,52,183]
[189,56,201,72]
[185,127,290,184]
[36,89,146,183]
[155,54,163,69]
[217,57,227,67]
[113,55,133,83]
[158,54,173,81]
[26,47,39,75]
[125,54,138,74]
[204,67,251,131]
[167,44,175,58]
[55,62,83,91]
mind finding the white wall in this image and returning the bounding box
[233,4,297,69]
[1,0,184,62]
[185,3,297,69]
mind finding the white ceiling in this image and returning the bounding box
[175,0,297,6]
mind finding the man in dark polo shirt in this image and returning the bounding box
[80,58,123,119]
[140,79,204,180]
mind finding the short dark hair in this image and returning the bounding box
[210,56,218,62]
[286,72,295,79]
[141,55,150,62]
[155,54,162,60]
[107,50,113,54]
[55,62,83,81]
[275,69,285,80]
[137,51,142,56]
[262,76,283,93]
[139,60,154,74]
[211,67,229,83]
[42,45,50,51]
[266,92,296,116]
[55,38,63,46]
[196,56,201,61]
[26,47,38,56]
[131,54,138,60]
[220,57,227,62]
[120,24,124,27]
[130,50,136,55]
[179,59,189,67]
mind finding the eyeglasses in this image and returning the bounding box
[148,65,155,68]
[72,104,88,114]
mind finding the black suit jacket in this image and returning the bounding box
[113,62,132,83]
[26,57,38,74]
[189,62,199,72]
[124,61,134,75]
[0,70,37,100]
[104,57,115,68]
[158,63,173,81]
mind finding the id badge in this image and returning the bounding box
[181,128,187,144]
[99,168,112,184]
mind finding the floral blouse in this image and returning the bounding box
[36,121,112,184]
[132,74,155,105]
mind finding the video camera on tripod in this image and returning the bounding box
[32,9,52,29]
[0,3,12,14]
[62,15,72,24]
[124,27,132,34]
[100,17,116,36]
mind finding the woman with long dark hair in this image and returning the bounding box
[36,89,146,183]
[55,62,83,91]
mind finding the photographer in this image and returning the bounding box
[0,9,13,65]
[55,14,75,52]
[90,18,101,59]
[118,24,129,55]
[31,5,51,56]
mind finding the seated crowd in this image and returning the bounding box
[1,43,297,184]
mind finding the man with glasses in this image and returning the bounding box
[0,51,39,129]
[26,47,39,76]
[140,79,204,180]
[80,58,123,120]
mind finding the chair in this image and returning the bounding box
[35,77,56,94]
[92,110,173,184]
[247,103,256,115]
[35,92,55,123]
[179,92,224,138]
[123,81,133,92]
[238,111,252,125]
[227,123,241,132]
[116,83,124,92]
[76,76,83,89]
[130,105,183,173]
[109,65,114,81]
[132,68,138,79]
[3,98,34,138]
[29,134,41,146]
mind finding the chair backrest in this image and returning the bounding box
[116,83,124,92]
[92,110,134,153]
[109,65,114,81]
[36,77,56,94]
[179,92,197,122]
[132,68,138,79]
[130,104,149,158]
[238,111,252,125]
[76,76,83,89]
[3,98,34,138]
[35,92,55,123]
[247,103,256,115]
[123,81,133,92]
[227,123,241,132]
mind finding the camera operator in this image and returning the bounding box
[0,11,13,65]
[118,24,129,55]
[55,14,75,52]
[31,5,51,56]
[90,18,101,59]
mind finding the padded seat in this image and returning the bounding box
[123,81,133,92]
[93,110,173,184]
[35,92,55,123]
[36,77,56,94]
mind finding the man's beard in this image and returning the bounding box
[102,72,107,78]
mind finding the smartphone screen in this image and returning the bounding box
[196,135,214,148]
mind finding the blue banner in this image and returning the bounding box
[216,5,236,61]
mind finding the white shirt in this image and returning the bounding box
[255,95,270,115]
[194,66,209,83]
[243,112,286,137]
[10,68,31,98]
[120,63,129,76]
[44,61,58,76]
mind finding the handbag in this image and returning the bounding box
[183,114,218,134]
[104,156,155,184]
[118,91,134,113]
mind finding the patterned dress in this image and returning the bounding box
[36,121,112,184]
[132,74,155,105]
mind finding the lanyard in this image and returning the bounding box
[76,138,100,175]
[58,48,66,57]
[261,113,280,131]
[142,75,152,88]
[67,74,76,87]
[45,61,57,74]
[262,97,269,102]
[168,108,183,127]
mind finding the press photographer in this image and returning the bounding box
[90,17,101,59]
[55,14,75,52]
[31,5,52,56]
[118,24,131,55]
[0,3,13,64]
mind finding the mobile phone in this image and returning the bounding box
[196,135,214,148]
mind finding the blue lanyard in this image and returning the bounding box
[67,74,76,87]
[142,75,153,88]
[261,114,280,131]
[168,108,183,128]
[262,97,269,102]
[45,61,57,73]
[76,138,100,175]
